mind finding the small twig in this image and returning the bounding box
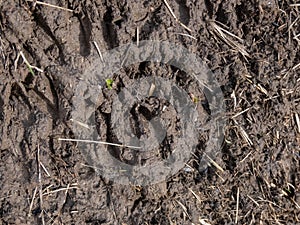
[235,187,240,224]
[163,0,192,32]
[92,41,104,63]
[58,138,142,149]
[26,0,73,12]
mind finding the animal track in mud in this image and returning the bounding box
[32,11,65,63]
[102,6,119,48]
[94,62,209,168]
[77,12,92,57]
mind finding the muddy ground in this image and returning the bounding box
[0,0,300,224]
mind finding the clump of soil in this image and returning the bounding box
[0,0,299,224]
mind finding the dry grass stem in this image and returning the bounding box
[290,198,300,209]
[247,195,260,206]
[92,41,104,63]
[175,200,191,220]
[163,0,192,32]
[231,91,237,109]
[43,184,78,196]
[256,83,269,95]
[70,119,91,129]
[199,218,212,225]
[40,162,50,177]
[210,21,249,58]
[288,16,299,31]
[240,151,253,162]
[215,172,225,182]
[231,108,250,119]
[257,197,283,209]
[235,187,240,224]
[188,188,201,204]
[28,187,38,216]
[174,32,197,40]
[203,153,224,172]
[295,113,300,133]
[26,0,73,12]
[239,126,253,146]
[136,27,140,47]
[234,120,253,146]
[292,63,300,71]
[61,184,70,210]
[293,32,300,43]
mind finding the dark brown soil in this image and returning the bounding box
[0,0,300,224]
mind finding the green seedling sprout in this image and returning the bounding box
[19,51,43,76]
[190,93,199,104]
[26,62,35,76]
[105,78,114,90]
